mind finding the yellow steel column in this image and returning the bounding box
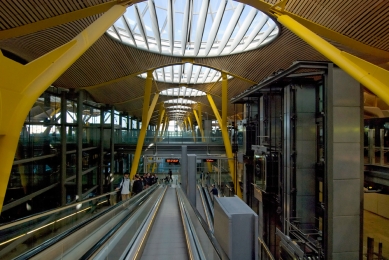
[193,109,205,142]
[0,4,126,212]
[276,14,389,105]
[154,104,165,142]
[187,116,196,142]
[198,105,205,142]
[207,93,242,198]
[130,70,155,179]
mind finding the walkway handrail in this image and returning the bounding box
[258,237,275,260]
[0,189,117,230]
[11,185,160,260]
[177,188,206,260]
[197,185,213,231]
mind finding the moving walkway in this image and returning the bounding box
[0,184,226,260]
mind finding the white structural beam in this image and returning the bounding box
[229,7,257,53]
[253,22,277,48]
[185,63,193,85]
[148,0,162,52]
[194,0,210,56]
[204,0,227,56]
[216,3,244,55]
[168,0,174,54]
[181,0,192,56]
[121,16,137,47]
[134,5,149,50]
[239,15,268,51]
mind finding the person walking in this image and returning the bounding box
[116,173,131,201]
[168,169,172,182]
[132,174,143,195]
[210,184,218,201]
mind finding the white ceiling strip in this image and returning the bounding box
[148,0,162,52]
[238,15,268,51]
[253,22,277,48]
[168,0,174,54]
[201,67,211,84]
[204,0,227,56]
[194,0,210,56]
[181,0,191,55]
[120,16,136,46]
[134,5,149,50]
[216,3,244,55]
[185,63,193,84]
[228,8,257,54]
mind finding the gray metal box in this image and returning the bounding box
[214,196,258,260]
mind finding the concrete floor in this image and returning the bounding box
[363,210,389,258]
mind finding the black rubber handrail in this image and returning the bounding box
[80,185,161,259]
[14,185,159,260]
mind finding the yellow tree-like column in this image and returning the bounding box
[207,72,242,198]
[0,4,126,212]
[129,71,159,179]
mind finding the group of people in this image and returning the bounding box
[115,172,159,201]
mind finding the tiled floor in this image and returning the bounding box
[363,210,389,258]
[141,187,188,260]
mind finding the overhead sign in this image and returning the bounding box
[166,158,180,164]
[203,159,217,162]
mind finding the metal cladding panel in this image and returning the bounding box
[181,145,188,193]
[214,196,258,260]
[187,154,197,206]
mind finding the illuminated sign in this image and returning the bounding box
[166,158,180,164]
[203,159,216,162]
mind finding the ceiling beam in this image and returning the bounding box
[0,1,132,40]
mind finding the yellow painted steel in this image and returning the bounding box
[222,72,228,128]
[277,14,389,105]
[0,4,126,212]
[206,94,222,123]
[160,116,169,141]
[207,94,242,198]
[130,70,155,179]
[113,95,144,105]
[147,92,160,125]
[0,1,131,40]
[239,0,389,59]
[187,117,196,142]
[193,109,205,142]
[154,104,165,142]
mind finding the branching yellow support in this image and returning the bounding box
[207,89,242,198]
[130,70,159,179]
[0,5,126,212]
[276,14,389,105]
[187,117,196,142]
[193,109,205,142]
[154,104,165,142]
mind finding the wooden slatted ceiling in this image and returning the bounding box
[0,0,388,121]
[283,0,389,51]
[0,0,107,30]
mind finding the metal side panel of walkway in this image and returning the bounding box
[140,187,189,260]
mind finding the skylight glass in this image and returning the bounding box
[138,64,232,84]
[166,105,192,110]
[164,98,197,105]
[107,0,279,57]
[160,86,206,97]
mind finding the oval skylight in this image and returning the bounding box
[107,0,279,57]
[164,98,197,105]
[166,105,192,109]
[139,64,232,84]
[161,86,205,97]
[167,110,189,113]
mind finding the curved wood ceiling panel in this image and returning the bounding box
[0,0,388,123]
